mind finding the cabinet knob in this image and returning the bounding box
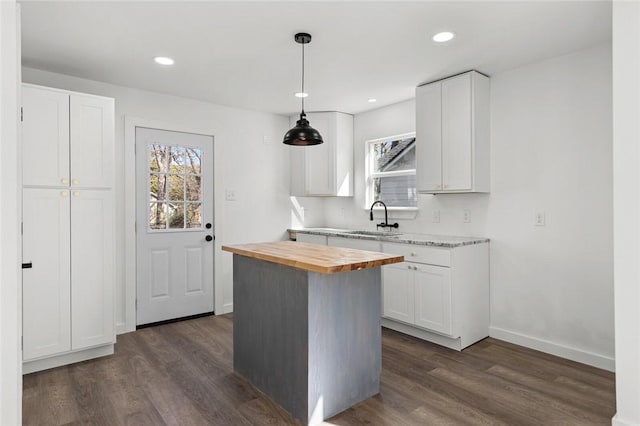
[73,191,80,197]
[414,266,419,271]
[411,252,416,256]
[61,191,68,197]
[407,265,412,270]
[72,179,79,185]
[61,178,69,184]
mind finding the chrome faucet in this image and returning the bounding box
[369,201,399,230]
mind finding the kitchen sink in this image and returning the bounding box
[342,230,403,237]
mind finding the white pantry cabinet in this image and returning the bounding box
[381,241,489,351]
[22,85,114,188]
[416,71,490,193]
[290,112,354,197]
[21,84,115,373]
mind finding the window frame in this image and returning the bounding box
[364,132,418,211]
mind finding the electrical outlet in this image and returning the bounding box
[535,210,545,226]
[225,189,236,201]
[463,209,471,223]
[432,210,440,223]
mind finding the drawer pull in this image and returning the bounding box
[61,191,68,197]
[61,178,68,184]
[72,179,79,185]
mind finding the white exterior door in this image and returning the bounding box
[135,127,214,325]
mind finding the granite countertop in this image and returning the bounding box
[222,241,404,274]
[288,228,489,248]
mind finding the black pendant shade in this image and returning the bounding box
[283,111,324,146]
[283,32,324,146]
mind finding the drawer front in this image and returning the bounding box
[382,242,450,267]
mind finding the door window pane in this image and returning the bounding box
[148,143,203,231]
[168,203,184,229]
[168,175,184,201]
[149,203,166,229]
[186,203,202,228]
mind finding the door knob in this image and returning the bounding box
[205,223,212,229]
[205,235,213,242]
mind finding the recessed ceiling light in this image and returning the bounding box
[153,56,174,66]
[368,98,377,103]
[295,92,308,98]
[432,31,455,43]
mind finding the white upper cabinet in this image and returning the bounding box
[22,86,70,187]
[290,111,353,197]
[70,94,115,188]
[416,71,490,193]
[22,84,114,189]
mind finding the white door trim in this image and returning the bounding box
[123,116,220,333]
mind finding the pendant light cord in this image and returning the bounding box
[301,40,305,114]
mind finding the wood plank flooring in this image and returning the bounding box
[23,314,616,425]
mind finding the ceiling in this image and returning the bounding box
[20,1,612,116]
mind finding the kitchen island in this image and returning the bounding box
[222,241,403,425]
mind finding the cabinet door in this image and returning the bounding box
[441,73,472,191]
[416,82,442,192]
[22,86,70,187]
[414,264,453,336]
[22,188,71,360]
[70,94,114,189]
[382,262,414,323]
[70,189,114,350]
[303,113,334,195]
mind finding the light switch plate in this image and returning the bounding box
[463,209,471,223]
[534,210,545,226]
[225,189,236,201]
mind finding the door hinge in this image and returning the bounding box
[135,299,138,310]
[21,336,23,350]
[21,221,23,235]
[20,107,23,122]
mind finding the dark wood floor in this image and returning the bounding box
[23,314,616,425]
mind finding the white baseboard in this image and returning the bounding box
[116,322,129,335]
[489,326,615,372]
[611,413,639,426]
[23,344,114,374]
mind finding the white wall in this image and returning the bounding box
[612,2,640,425]
[326,43,614,370]
[22,67,291,332]
[0,1,22,424]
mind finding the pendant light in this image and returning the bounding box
[283,32,324,146]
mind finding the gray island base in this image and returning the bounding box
[224,241,403,425]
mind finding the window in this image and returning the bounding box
[365,133,417,208]
[148,144,203,230]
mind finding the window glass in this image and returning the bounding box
[366,134,417,208]
[147,143,203,230]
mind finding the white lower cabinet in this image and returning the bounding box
[382,262,414,324]
[327,236,381,252]
[22,189,114,372]
[413,264,452,335]
[382,241,488,351]
[296,233,328,245]
[22,188,71,360]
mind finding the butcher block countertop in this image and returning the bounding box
[222,241,403,274]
